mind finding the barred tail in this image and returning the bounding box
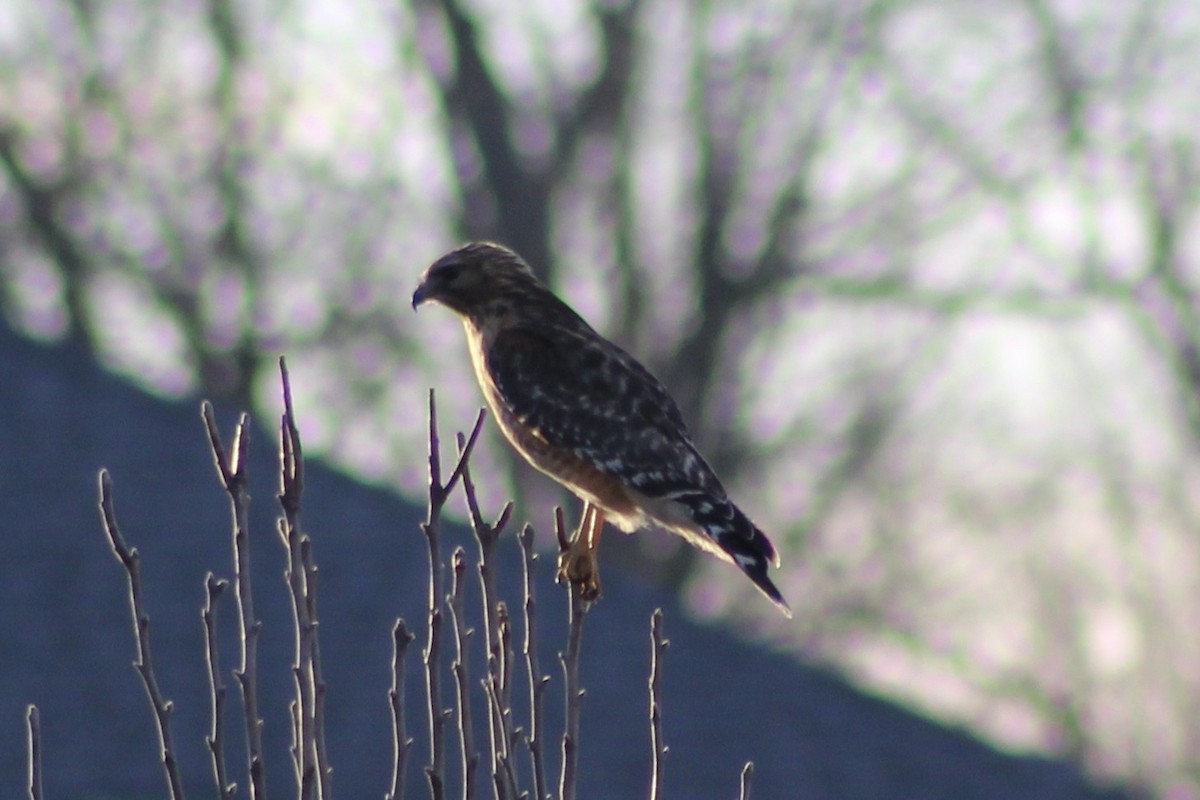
[673,492,792,618]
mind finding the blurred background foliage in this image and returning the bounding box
[2,0,1198,795]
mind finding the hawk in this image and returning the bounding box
[412,242,790,617]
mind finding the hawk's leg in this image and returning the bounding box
[558,502,604,601]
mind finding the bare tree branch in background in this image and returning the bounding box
[411,0,640,276]
[198,0,265,402]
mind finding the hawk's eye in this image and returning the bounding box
[437,261,464,284]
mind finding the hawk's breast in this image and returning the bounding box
[465,318,644,531]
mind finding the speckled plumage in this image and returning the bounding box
[412,241,790,616]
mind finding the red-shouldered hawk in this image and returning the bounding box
[412,241,790,617]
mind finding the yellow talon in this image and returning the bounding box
[557,502,604,601]
[557,540,601,601]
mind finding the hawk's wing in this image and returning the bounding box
[486,325,722,498]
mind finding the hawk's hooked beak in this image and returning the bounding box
[411,279,431,310]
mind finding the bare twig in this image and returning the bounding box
[277,357,328,798]
[98,469,187,800]
[278,356,305,517]
[422,391,449,800]
[282,541,318,799]
[449,548,479,800]
[496,602,517,792]
[289,700,304,797]
[648,610,669,800]
[422,391,486,800]
[203,574,235,800]
[482,679,518,800]
[518,526,551,800]
[557,507,590,800]
[430,395,488,510]
[26,705,42,800]
[737,762,754,800]
[202,402,267,800]
[386,618,417,800]
[303,540,331,799]
[456,430,518,798]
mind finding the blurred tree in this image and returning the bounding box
[2,0,1199,795]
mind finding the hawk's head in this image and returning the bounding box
[412,242,538,316]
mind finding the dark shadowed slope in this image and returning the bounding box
[0,320,1130,799]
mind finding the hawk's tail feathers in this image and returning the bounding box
[675,493,792,618]
[723,540,792,618]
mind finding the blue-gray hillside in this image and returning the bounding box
[0,320,1131,799]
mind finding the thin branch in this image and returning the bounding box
[648,610,669,800]
[443,408,488,500]
[482,679,519,800]
[277,358,327,798]
[279,355,306,516]
[203,574,235,800]
[449,548,479,800]
[202,402,267,800]
[26,705,42,800]
[303,540,332,799]
[518,526,551,800]
[429,396,487,509]
[737,762,754,800]
[456,430,518,799]
[497,603,514,722]
[98,470,187,800]
[422,389,450,800]
[495,602,518,799]
[386,618,417,800]
[420,394,490,800]
[557,507,590,800]
[282,525,318,799]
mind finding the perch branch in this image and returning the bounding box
[557,507,591,800]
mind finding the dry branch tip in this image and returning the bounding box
[738,761,755,800]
